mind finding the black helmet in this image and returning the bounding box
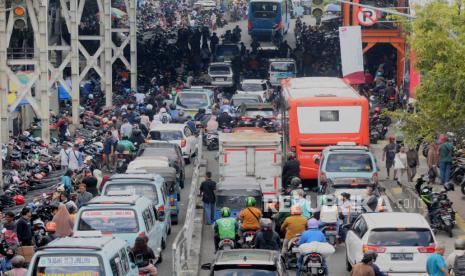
[134,116,141,123]
[290,177,302,188]
[170,103,176,110]
[364,250,378,262]
[198,108,206,114]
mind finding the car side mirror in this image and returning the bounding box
[313,154,320,165]
[201,263,212,270]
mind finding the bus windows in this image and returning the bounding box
[251,2,279,18]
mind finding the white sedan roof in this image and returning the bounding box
[150,123,186,131]
[362,212,431,229]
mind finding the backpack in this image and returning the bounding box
[161,113,169,124]
[454,254,465,276]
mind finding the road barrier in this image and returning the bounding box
[172,130,204,275]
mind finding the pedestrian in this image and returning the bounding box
[56,114,69,142]
[426,242,450,276]
[120,118,133,138]
[58,142,71,171]
[394,146,407,185]
[438,134,453,185]
[338,192,352,241]
[351,252,375,276]
[446,239,465,275]
[76,184,94,208]
[382,136,397,179]
[60,169,74,195]
[406,146,419,182]
[103,131,116,172]
[199,171,216,225]
[68,144,83,171]
[427,140,440,184]
[52,203,74,238]
[16,208,32,246]
[3,212,16,232]
[4,255,27,276]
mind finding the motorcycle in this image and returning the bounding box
[241,231,256,249]
[320,224,338,246]
[206,132,219,151]
[283,235,300,269]
[218,238,235,250]
[301,252,326,276]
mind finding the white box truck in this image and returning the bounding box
[219,129,282,197]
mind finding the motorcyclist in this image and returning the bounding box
[116,136,136,161]
[292,189,312,219]
[158,107,171,124]
[213,207,239,252]
[186,115,198,134]
[130,128,145,149]
[168,103,179,122]
[134,116,149,137]
[297,218,328,276]
[177,109,188,123]
[219,99,232,114]
[237,197,262,232]
[132,236,157,276]
[280,205,307,254]
[194,108,206,122]
[37,222,58,247]
[254,218,281,251]
[217,111,233,129]
[282,152,300,189]
[446,239,465,275]
[365,251,388,276]
[363,184,381,213]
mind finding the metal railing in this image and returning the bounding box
[172,130,203,275]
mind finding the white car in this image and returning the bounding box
[148,124,198,163]
[237,79,273,102]
[208,62,234,88]
[345,212,436,275]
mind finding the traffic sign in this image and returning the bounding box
[357,7,379,26]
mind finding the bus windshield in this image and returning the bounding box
[251,2,279,18]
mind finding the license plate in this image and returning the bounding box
[442,215,451,220]
[325,231,337,235]
[308,262,321,268]
[391,253,413,261]
[292,247,300,253]
[245,236,253,242]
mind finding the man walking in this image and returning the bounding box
[76,184,94,208]
[58,142,71,171]
[199,171,216,225]
[382,136,397,179]
[438,134,453,185]
[427,242,450,276]
[103,131,116,172]
[406,146,419,182]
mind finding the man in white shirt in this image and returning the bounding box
[120,119,133,138]
[58,143,71,171]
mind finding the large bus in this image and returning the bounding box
[248,0,291,41]
[282,77,370,180]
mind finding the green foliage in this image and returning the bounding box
[391,0,465,142]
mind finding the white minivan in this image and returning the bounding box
[345,212,437,275]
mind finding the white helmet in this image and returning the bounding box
[160,107,167,113]
[146,104,153,110]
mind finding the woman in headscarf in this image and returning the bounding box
[93,169,103,195]
[52,203,74,237]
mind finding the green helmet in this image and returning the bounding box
[246,197,256,207]
[220,207,231,218]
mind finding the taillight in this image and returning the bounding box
[158,205,165,221]
[320,172,327,183]
[277,20,282,29]
[223,239,231,244]
[248,20,252,30]
[310,253,319,257]
[372,172,379,183]
[181,139,186,148]
[418,245,436,253]
[363,244,386,253]
[328,225,334,231]
[240,116,252,121]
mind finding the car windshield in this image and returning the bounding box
[241,83,267,91]
[244,110,275,118]
[214,269,277,275]
[368,228,434,247]
[270,62,295,72]
[233,97,260,106]
[176,92,209,108]
[210,65,231,74]
[78,209,138,233]
[35,255,104,275]
[104,184,158,203]
[216,46,239,57]
[216,195,262,209]
[325,153,373,172]
[149,130,183,141]
[251,2,279,18]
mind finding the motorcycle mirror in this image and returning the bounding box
[201,263,212,270]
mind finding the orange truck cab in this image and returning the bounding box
[282,77,369,180]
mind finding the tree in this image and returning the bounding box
[392,0,465,143]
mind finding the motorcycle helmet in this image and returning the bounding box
[146,104,153,110]
[13,195,25,205]
[45,222,57,233]
[33,219,44,227]
[290,177,302,188]
[160,107,167,113]
[365,250,378,262]
[170,103,177,110]
[374,107,381,114]
[307,218,319,229]
[260,218,272,230]
[65,201,77,214]
[220,207,231,218]
[455,239,465,250]
[246,196,256,207]
[290,205,302,215]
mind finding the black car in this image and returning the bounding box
[137,142,186,187]
[202,249,289,275]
